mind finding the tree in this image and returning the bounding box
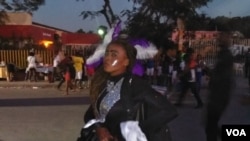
[0,0,45,12]
[77,0,212,48]
[77,0,118,28]
[185,13,215,31]
[0,0,45,24]
[125,0,213,50]
[211,16,250,38]
[76,28,86,33]
[88,30,94,34]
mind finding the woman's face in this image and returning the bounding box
[103,44,129,76]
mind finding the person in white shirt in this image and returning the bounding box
[26,52,37,81]
[52,54,61,82]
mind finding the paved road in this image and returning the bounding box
[0,88,89,141]
[0,76,249,141]
[169,76,250,141]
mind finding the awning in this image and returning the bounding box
[0,25,55,43]
[61,33,101,45]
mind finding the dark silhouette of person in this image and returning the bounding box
[204,33,234,141]
[244,48,250,86]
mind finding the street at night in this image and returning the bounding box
[0,76,249,141]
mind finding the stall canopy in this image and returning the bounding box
[0,25,55,44]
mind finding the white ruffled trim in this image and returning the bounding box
[120,121,148,141]
[83,119,103,129]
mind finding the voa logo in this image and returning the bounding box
[226,129,247,136]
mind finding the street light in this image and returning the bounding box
[97,26,107,39]
[98,28,105,36]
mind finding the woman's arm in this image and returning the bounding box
[83,105,95,123]
[132,78,178,134]
[84,105,114,141]
[141,90,178,134]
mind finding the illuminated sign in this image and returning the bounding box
[42,33,52,37]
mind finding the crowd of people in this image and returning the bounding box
[25,49,94,95]
[23,29,235,141]
[76,30,237,141]
[140,42,210,109]
[53,52,94,95]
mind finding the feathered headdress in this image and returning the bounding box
[86,21,158,76]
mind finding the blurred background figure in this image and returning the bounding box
[64,56,76,95]
[145,58,155,84]
[6,62,16,81]
[196,54,206,94]
[52,51,61,82]
[26,50,37,82]
[244,48,250,87]
[57,53,76,91]
[72,52,84,89]
[175,48,203,109]
[204,33,234,141]
[162,44,177,95]
[80,56,88,89]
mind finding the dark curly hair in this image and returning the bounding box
[89,39,137,107]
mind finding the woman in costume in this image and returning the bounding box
[81,38,178,141]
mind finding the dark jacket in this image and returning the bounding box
[208,47,234,110]
[84,73,178,141]
[245,51,250,64]
[162,55,173,75]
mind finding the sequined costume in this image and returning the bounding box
[84,73,178,141]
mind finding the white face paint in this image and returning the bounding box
[111,59,118,67]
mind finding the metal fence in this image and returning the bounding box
[0,50,53,69]
[190,39,218,67]
[190,39,250,76]
[0,46,97,69]
[1,39,250,73]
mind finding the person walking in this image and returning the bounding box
[26,51,37,82]
[196,54,206,94]
[162,45,177,94]
[52,52,61,82]
[72,52,84,89]
[204,33,234,141]
[175,48,203,109]
[64,57,76,95]
[57,54,76,91]
[245,48,250,87]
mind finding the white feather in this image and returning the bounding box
[86,27,114,65]
[86,44,106,65]
[134,43,158,59]
[87,27,158,65]
[103,28,114,45]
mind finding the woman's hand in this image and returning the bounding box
[96,127,114,141]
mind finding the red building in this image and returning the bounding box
[0,12,101,49]
[171,28,220,43]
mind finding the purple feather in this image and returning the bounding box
[132,60,145,76]
[129,38,150,48]
[112,21,122,40]
[86,58,103,69]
